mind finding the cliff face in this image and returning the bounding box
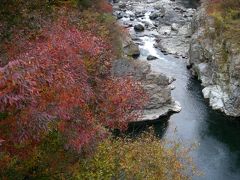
[189,5,240,116]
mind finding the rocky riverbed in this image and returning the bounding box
[113,0,196,58]
[111,0,198,121]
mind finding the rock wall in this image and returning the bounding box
[189,5,240,116]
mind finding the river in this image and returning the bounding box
[119,0,240,179]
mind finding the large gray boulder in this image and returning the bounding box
[111,58,150,80]
[134,24,145,32]
[147,55,158,60]
[111,59,181,121]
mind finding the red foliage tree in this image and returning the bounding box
[0,17,147,154]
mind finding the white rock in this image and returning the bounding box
[202,86,224,110]
[139,100,182,121]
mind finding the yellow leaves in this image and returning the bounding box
[0,130,200,180]
[76,131,199,180]
[83,57,96,75]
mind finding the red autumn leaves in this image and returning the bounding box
[0,18,147,153]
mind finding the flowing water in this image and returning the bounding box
[125,0,240,179]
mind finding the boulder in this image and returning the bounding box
[111,59,150,80]
[135,11,145,18]
[119,3,126,9]
[171,23,179,31]
[147,55,158,60]
[134,24,145,32]
[116,13,123,19]
[123,42,140,58]
[149,12,159,20]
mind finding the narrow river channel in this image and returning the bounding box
[138,36,240,180]
[118,0,240,179]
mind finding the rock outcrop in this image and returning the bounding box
[111,58,181,121]
[189,5,240,116]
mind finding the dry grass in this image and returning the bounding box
[206,0,240,48]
